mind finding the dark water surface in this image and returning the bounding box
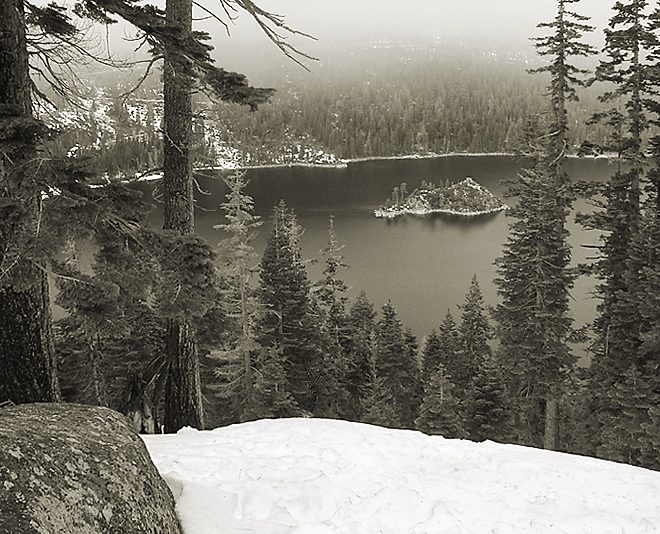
[136,155,613,341]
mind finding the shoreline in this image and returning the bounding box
[205,152,615,172]
[374,205,508,219]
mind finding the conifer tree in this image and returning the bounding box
[579,0,660,461]
[258,200,323,413]
[456,275,492,397]
[464,356,512,443]
[597,367,655,466]
[493,0,595,450]
[314,214,349,336]
[529,0,597,157]
[434,310,462,386]
[373,301,420,428]
[415,364,467,439]
[494,121,578,450]
[240,348,303,421]
[586,0,658,380]
[214,171,264,420]
[364,375,401,429]
[343,291,377,421]
[0,0,63,404]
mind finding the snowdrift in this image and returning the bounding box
[143,418,660,534]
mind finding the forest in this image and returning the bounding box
[45,38,614,173]
[3,0,660,476]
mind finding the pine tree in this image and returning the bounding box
[240,348,304,421]
[0,0,62,404]
[364,374,402,429]
[456,275,492,397]
[529,0,597,154]
[258,200,323,413]
[587,0,658,381]
[434,310,462,387]
[494,121,578,450]
[415,364,467,439]
[464,356,512,443]
[373,301,420,428]
[314,214,349,337]
[343,291,377,422]
[214,171,264,421]
[597,367,655,466]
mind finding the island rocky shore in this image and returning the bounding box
[375,177,508,218]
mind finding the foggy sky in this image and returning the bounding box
[211,0,614,46]
[98,0,621,77]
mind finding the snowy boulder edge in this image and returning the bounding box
[0,403,182,534]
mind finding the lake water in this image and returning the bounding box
[136,155,613,342]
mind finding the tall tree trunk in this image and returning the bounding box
[0,0,60,404]
[162,0,203,432]
[544,396,559,450]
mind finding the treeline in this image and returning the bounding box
[208,40,611,160]
[44,39,615,170]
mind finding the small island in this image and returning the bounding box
[374,177,508,218]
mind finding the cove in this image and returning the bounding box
[134,155,613,342]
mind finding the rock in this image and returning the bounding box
[0,403,182,534]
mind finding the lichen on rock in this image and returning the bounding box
[0,403,182,534]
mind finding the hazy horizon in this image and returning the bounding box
[103,0,616,77]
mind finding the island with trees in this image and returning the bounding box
[375,177,508,218]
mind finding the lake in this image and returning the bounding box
[136,155,613,343]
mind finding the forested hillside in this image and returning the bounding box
[210,39,610,160]
[44,38,611,170]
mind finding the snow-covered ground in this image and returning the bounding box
[142,418,660,534]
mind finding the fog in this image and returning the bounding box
[103,0,615,78]
[219,0,612,44]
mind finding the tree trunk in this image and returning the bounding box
[163,318,202,432]
[544,396,559,451]
[0,0,61,404]
[162,0,203,432]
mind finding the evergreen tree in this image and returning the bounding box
[314,214,349,335]
[586,0,658,381]
[240,348,304,421]
[415,364,467,439]
[373,301,420,428]
[494,120,578,450]
[434,310,462,387]
[597,367,655,466]
[342,291,377,422]
[364,374,401,429]
[214,171,264,421]
[529,0,597,154]
[464,356,512,443]
[0,0,63,404]
[258,200,323,413]
[456,275,492,397]
[579,0,660,461]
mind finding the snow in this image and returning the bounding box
[142,418,660,534]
